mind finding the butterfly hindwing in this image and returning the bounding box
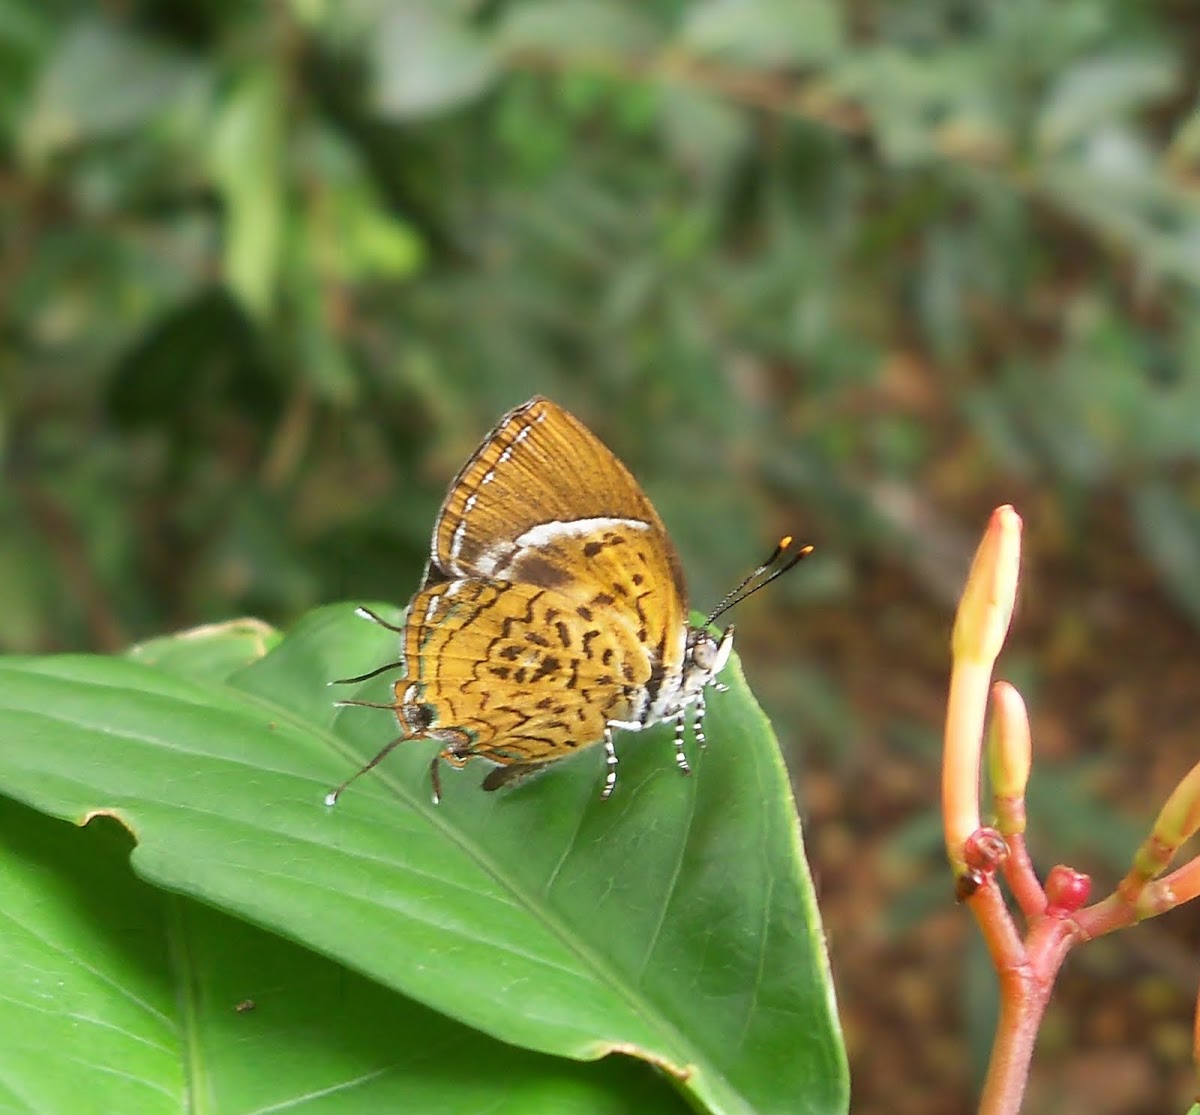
[394,579,646,766]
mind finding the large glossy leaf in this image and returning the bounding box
[0,796,686,1113]
[0,606,847,1115]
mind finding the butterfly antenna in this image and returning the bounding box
[328,606,409,684]
[329,660,405,686]
[705,536,813,625]
[354,605,406,632]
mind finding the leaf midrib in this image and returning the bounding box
[6,660,758,1114]
[220,674,755,1113]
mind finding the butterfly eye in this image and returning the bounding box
[404,703,436,731]
[690,633,719,672]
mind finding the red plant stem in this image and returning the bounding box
[1153,855,1200,908]
[967,880,1025,976]
[1072,855,1157,937]
[974,895,1081,1115]
[1073,853,1200,939]
[1001,833,1047,920]
[1074,856,1189,939]
[1072,892,1135,939]
[979,975,1047,1115]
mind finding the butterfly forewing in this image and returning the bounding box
[427,397,687,601]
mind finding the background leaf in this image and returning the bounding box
[497,0,657,55]
[209,71,286,319]
[19,17,203,163]
[371,1,499,120]
[678,0,843,67]
[1035,51,1178,153]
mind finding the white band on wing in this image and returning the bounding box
[470,517,652,577]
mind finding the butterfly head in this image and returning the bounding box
[682,623,735,697]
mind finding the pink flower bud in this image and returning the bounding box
[1045,865,1091,916]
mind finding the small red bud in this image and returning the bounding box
[963,827,1010,874]
[1045,865,1091,915]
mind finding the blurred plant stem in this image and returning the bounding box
[943,507,1200,1114]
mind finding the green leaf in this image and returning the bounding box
[497,0,657,55]
[371,2,499,120]
[1167,95,1200,166]
[0,606,847,1115]
[658,86,750,181]
[19,17,204,165]
[128,617,282,683]
[209,70,286,319]
[1036,52,1179,153]
[301,126,426,283]
[679,0,843,67]
[0,796,687,1113]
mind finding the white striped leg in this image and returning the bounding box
[694,691,708,751]
[673,712,692,775]
[601,726,619,799]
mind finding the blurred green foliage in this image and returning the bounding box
[7,2,1200,1110]
[5,0,1200,658]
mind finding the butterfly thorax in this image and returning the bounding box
[639,623,734,728]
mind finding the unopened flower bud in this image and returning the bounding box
[952,505,1021,666]
[1045,865,1091,916]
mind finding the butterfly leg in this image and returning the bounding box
[428,754,448,805]
[429,737,475,805]
[693,690,708,751]
[673,712,692,775]
[325,735,408,806]
[601,726,619,799]
[429,751,466,805]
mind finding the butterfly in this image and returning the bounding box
[326,396,808,805]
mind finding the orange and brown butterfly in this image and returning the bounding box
[326,396,810,805]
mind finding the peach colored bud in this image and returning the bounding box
[988,681,1032,807]
[952,505,1022,666]
[1153,761,1200,851]
[943,507,1023,869]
